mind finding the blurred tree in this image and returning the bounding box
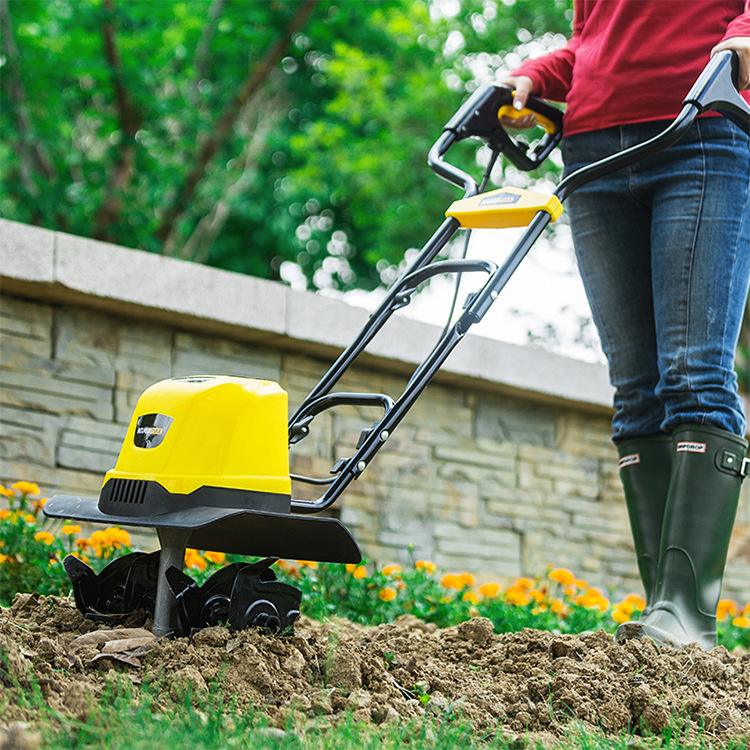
[0,0,570,291]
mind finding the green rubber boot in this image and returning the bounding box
[616,435,673,611]
[617,424,747,650]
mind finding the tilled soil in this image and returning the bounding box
[2,593,750,748]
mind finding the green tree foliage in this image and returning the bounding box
[0,0,571,291]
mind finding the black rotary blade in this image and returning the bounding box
[166,557,301,636]
[63,551,160,624]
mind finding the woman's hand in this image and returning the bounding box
[498,74,537,129]
[711,36,750,91]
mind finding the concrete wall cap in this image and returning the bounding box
[0,218,614,410]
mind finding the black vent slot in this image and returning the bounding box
[109,479,148,505]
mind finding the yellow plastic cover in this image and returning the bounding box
[105,376,291,496]
[446,187,563,229]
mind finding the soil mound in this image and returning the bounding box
[2,593,750,746]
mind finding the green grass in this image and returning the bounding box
[4,674,746,750]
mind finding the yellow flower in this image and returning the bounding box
[415,560,436,574]
[0,510,10,520]
[478,582,501,599]
[204,550,226,565]
[623,593,647,611]
[505,585,531,606]
[184,548,207,571]
[440,573,462,590]
[614,600,635,616]
[379,587,397,602]
[0,554,9,563]
[34,531,54,545]
[12,481,39,496]
[612,608,630,624]
[296,559,318,569]
[352,565,367,579]
[382,564,402,577]
[62,524,81,535]
[462,591,479,604]
[548,568,576,586]
[515,577,535,590]
[574,579,588,589]
[458,572,475,588]
[717,599,738,621]
[576,589,610,612]
[345,563,357,573]
[732,615,750,628]
[24,514,36,523]
[550,599,567,617]
[529,589,546,604]
[0,485,15,498]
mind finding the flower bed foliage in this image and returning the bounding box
[2,481,750,650]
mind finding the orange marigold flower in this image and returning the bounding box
[550,599,567,617]
[34,531,54,545]
[505,585,531,606]
[0,485,15,498]
[396,581,406,590]
[463,591,479,604]
[440,573,462,590]
[75,538,91,550]
[478,582,501,599]
[458,572,475,588]
[732,615,750,629]
[529,589,546,604]
[12,481,40,496]
[614,599,636,616]
[352,565,367,579]
[415,560,436,574]
[379,587,397,602]
[185,550,207,572]
[717,599,738,621]
[515,577,535,590]
[296,560,318,569]
[105,527,131,548]
[382,564,402,577]
[204,551,226,565]
[623,593,647,611]
[0,554,9,563]
[574,579,588,589]
[576,591,610,612]
[345,563,357,573]
[548,568,576,586]
[62,524,81,535]
[0,510,10,520]
[612,609,630,624]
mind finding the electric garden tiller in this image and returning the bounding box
[44,52,750,638]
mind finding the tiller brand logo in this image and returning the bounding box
[134,413,174,448]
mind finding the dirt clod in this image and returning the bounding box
[2,594,750,745]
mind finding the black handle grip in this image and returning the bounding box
[443,84,563,171]
[683,50,750,136]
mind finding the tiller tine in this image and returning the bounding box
[166,556,301,636]
[63,551,160,625]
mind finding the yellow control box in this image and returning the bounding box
[446,187,563,229]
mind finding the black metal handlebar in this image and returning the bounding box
[288,50,749,515]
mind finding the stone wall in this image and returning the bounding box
[2,218,750,602]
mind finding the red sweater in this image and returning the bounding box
[512,0,750,136]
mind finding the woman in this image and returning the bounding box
[503,0,750,650]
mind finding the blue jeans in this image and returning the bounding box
[562,118,750,443]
